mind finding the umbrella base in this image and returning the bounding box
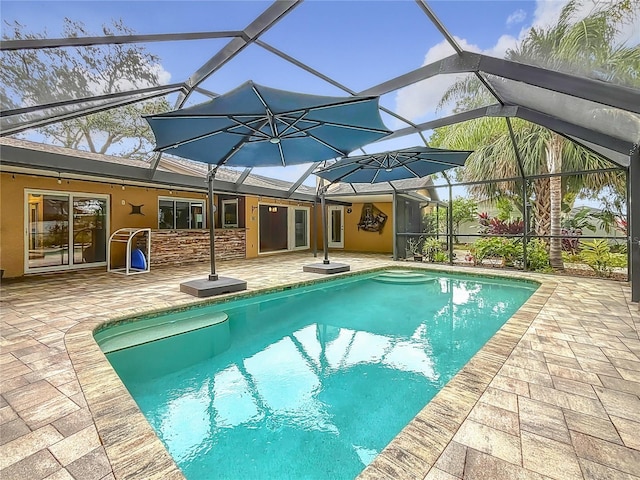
[303,262,350,274]
[180,276,247,297]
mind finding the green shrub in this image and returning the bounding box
[471,237,522,267]
[433,251,449,263]
[610,243,627,255]
[422,237,445,262]
[609,253,627,268]
[526,239,551,272]
[562,252,582,264]
[579,239,615,277]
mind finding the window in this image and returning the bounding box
[222,199,238,228]
[158,198,205,229]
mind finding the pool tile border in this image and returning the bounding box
[65,265,553,480]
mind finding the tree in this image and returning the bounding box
[1,18,170,158]
[451,196,478,243]
[430,0,634,270]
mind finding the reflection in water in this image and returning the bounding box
[108,274,535,480]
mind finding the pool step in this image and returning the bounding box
[372,270,437,284]
[98,311,229,353]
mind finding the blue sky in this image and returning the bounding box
[3,0,631,199]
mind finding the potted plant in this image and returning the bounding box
[406,237,424,262]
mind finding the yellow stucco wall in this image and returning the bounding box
[245,196,259,258]
[344,202,393,253]
[0,171,320,277]
[0,172,210,278]
[312,202,394,254]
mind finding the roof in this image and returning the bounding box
[0,137,317,198]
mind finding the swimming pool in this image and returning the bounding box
[96,270,537,479]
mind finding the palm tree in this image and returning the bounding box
[431,0,636,270]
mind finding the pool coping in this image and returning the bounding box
[65,266,555,480]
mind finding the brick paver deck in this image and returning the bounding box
[1,253,638,479]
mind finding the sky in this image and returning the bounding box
[2,0,637,198]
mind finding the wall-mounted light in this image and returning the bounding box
[347,207,352,214]
[268,206,278,213]
[251,205,259,213]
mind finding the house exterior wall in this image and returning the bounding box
[312,201,394,254]
[345,202,393,253]
[245,196,260,259]
[0,172,248,278]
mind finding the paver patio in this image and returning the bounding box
[1,252,638,479]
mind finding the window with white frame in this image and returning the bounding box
[222,199,238,228]
[158,197,205,229]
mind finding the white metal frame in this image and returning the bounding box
[221,198,239,228]
[23,188,110,274]
[289,205,310,251]
[107,227,151,275]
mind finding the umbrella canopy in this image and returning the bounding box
[144,81,390,291]
[145,81,391,167]
[314,146,472,184]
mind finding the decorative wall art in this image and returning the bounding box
[358,203,387,233]
[129,203,144,215]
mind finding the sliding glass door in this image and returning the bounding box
[26,191,109,272]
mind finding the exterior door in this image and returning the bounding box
[25,190,108,273]
[328,205,344,248]
[290,207,309,250]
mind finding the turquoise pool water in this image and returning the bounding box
[99,270,537,480]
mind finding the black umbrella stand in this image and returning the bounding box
[179,165,247,297]
[303,185,350,275]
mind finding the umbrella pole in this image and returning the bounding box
[208,166,218,281]
[321,188,330,264]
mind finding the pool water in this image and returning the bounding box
[100,271,537,480]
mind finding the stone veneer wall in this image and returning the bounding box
[149,229,246,266]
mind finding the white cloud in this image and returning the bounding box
[393,0,639,125]
[506,9,527,26]
[394,35,517,124]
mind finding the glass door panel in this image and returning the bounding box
[176,201,190,229]
[294,209,308,248]
[191,203,204,228]
[73,197,107,264]
[328,206,344,248]
[27,193,69,269]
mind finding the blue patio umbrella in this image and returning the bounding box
[145,81,391,293]
[313,146,472,264]
[314,146,472,184]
